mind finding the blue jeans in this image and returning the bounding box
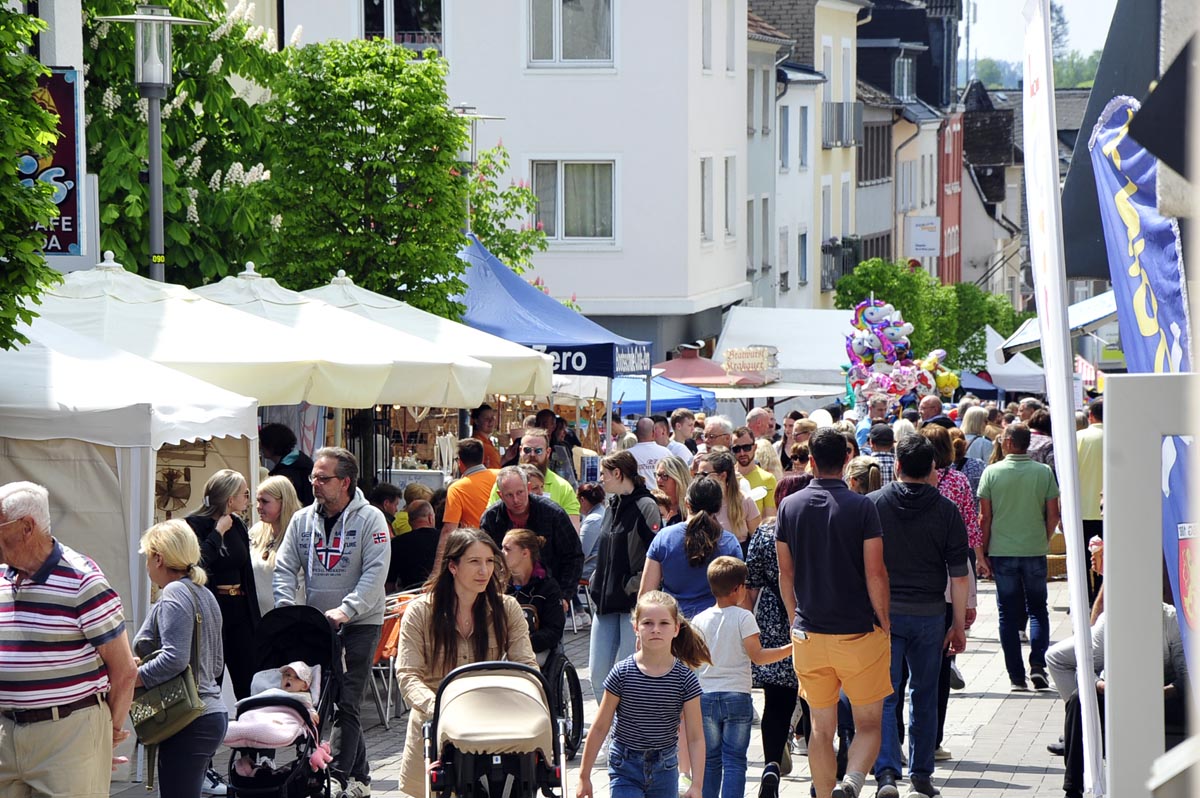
[875,613,944,780]
[589,612,635,703]
[701,692,754,798]
[991,556,1050,682]
[608,741,679,798]
[157,711,228,798]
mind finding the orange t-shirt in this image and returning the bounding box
[444,467,499,529]
[474,434,501,470]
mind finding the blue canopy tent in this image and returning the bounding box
[458,235,654,415]
[612,375,716,415]
[959,371,999,399]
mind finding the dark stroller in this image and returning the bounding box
[424,662,567,798]
[225,605,341,798]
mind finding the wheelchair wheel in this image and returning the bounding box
[549,656,584,758]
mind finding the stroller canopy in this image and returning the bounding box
[255,605,339,673]
[437,667,555,757]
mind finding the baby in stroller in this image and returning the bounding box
[226,661,329,779]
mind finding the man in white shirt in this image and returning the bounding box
[653,414,693,465]
[627,417,674,485]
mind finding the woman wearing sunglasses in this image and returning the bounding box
[653,456,693,526]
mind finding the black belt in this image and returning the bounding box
[0,693,104,724]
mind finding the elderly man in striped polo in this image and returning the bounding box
[0,481,138,797]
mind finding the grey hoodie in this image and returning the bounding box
[274,487,391,626]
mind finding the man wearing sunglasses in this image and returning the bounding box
[733,426,777,519]
[488,428,581,530]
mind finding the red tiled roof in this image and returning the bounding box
[748,11,794,44]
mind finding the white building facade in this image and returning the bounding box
[774,66,823,308]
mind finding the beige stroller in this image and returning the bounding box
[423,662,566,798]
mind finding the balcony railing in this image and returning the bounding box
[819,237,862,291]
[395,29,443,54]
[821,101,864,149]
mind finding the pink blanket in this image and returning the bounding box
[225,705,310,748]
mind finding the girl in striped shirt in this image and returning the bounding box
[577,591,711,798]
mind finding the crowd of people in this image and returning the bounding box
[0,390,1132,798]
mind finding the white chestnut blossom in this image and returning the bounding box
[190,137,208,155]
[186,157,203,179]
[208,54,224,75]
[270,214,283,232]
[209,169,223,191]
[289,26,303,47]
[173,155,188,169]
[225,161,245,188]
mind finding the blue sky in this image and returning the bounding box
[965,0,1119,63]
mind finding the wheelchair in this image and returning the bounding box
[539,645,584,759]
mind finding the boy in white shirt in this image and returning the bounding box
[692,557,793,798]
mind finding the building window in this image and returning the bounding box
[724,156,736,237]
[530,0,613,64]
[747,70,756,134]
[746,200,756,271]
[798,232,808,284]
[700,157,714,241]
[778,227,790,290]
[760,197,770,269]
[702,0,712,70]
[363,0,443,52]
[822,44,833,92]
[840,179,850,238]
[725,0,735,72]
[779,107,790,169]
[920,155,927,206]
[531,160,615,239]
[841,44,851,101]
[861,232,892,261]
[821,185,832,241]
[857,123,892,184]
[798,106,809,167]
[761,68,771,132]
[894,57,915,101]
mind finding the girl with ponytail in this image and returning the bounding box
[639,478,743,618]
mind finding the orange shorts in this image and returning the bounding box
[791,627,893,709]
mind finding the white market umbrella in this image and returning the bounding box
[303,270,554,396]
[194,265,493,408]
[34,253,394,407]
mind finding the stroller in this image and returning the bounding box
[424,662,567,798]
[225,605,341,798]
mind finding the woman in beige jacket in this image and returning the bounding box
[396,528,537,797]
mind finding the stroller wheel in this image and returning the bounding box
[550,657,584,758]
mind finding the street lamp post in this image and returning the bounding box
[96,6,205,282]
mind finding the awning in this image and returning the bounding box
[714,306,850,385]
[998,290,1118,362]
[707,382,844,400]
[959,371,999,399]
[985,326,1046,394]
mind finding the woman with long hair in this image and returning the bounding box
[654,455,693,525]
[502,528,566,659]
[639,478,742,618]
[744,474,813,797]
[695,451,760,550]
[755,439,784,483]
[248,475,301,617]
[133,520,227,797]
[396,528,537,797]
[844,456,882,495]
[588,451,663,703]
[185,469,259,700]
[960,406,992,462]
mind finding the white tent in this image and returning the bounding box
[0,318,258,625]
[34,253,396,407]
[714,306,850,389]
[303,270,554,397]
[195,266,493,408]
[985,325,1046,394]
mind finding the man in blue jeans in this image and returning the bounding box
[977,423,1061,692]
[870,436,970,798]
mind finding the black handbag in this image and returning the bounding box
[128,580,207,788]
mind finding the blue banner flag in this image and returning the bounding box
[1089,95,1194,650]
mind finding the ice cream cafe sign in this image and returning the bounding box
[19,69,85,256]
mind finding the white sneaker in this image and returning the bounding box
[339,778,371,798]
[201,768,228,796]
[572,612,592,628]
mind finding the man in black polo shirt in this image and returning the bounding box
[776,428,892,798]
[480,466,583,603]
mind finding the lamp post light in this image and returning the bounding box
[96,6,205,282]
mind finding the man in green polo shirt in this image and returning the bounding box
[978,422,1060,692]
[487,427,580,530]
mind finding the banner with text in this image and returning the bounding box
[1089,95,1193,659]
[19,68,84,256]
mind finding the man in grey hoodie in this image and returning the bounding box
[275,447,390,798]
[869,435,969,798]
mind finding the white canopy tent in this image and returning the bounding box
[303,270,554,397]
[985,325,1047,394]
[0,318,258,625]
[195,266,493,408]
[998,290,1118,361]
[33,254,396,407]
[714,307,850,390]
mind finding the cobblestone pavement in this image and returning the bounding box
[113,580,1073,797]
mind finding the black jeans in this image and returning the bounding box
[334,623,382,783]
[217,593,257,699]
[158,712,228,798]
[760,684,798,766]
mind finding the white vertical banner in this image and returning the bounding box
[1021,1,1105,795]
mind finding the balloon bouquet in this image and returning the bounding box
[844,296,959,410]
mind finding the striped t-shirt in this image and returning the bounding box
[0,540,125,709]
[602,656,702,750]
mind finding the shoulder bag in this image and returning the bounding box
[129,580,207,745]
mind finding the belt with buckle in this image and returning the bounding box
[0,693,104,724]
[214,584,243,596]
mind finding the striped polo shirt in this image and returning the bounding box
[0,540,125,709]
